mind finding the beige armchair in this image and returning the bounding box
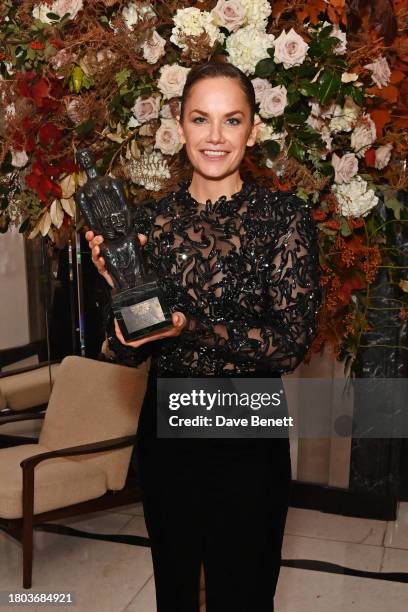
[0,355,150,589]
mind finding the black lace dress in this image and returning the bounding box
[103,179,322,612]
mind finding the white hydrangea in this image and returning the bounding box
[240,0,271,29]
[226,25,275,75]
[333,176,379,217]
[329,97,361,133]
[127,151,171,191]
[170,7,225,50]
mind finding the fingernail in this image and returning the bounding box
[174,314,180,324]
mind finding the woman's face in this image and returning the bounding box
[177,76,260,182]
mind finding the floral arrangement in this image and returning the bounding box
[0,0,407,373]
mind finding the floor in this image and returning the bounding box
[1,501,408,611]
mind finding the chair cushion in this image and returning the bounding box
[0,363,60,411]
[39,356,150,490]
[0,444,107,520]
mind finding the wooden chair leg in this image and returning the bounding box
[22,516,33,589]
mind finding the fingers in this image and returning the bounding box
[137,233,148,246]
[113,311,187,348]
[172,312,187,328]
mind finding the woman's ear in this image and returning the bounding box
[176,115,186,145]
[246,113,262,147]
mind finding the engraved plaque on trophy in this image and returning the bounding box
[75,148,173,342]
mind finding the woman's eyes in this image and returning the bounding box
[192,116,241,125]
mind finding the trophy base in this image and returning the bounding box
[112,275,173,342]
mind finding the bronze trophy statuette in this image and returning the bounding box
[75,147,173,342]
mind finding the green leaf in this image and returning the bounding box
[351,86,365,106]
[288,141,306,163]
[383,190,401,220]
[318,69,341,105]
[298,79,320,98]
[115,68,131,88]
[46,12,60,21]
[254,58,275,78]
[340,217,352,237]
[264,140,280,159]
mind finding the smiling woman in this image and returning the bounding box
[85,61,321,612]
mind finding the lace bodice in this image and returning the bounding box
[104,179,322,376]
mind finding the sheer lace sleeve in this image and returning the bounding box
[182,193,322,374]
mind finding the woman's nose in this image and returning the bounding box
[206,122,225,143]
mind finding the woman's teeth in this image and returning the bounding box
[202,150,228,157]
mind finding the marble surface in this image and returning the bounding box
[1,503,408,611]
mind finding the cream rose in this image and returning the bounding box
[154,119,182,156]
[131,95,160,123]
[273,28,309,69]
[332,25,347,55]
[364,56,391,89]
[351,113,377,158]
[259,85,287,118]
[333,176,378,217]
[375,143,393,170]
[329,97,360,133]
[11,149,29,168]
[251,78,272,104]
[211,0,246,32]
[157,64,190,99]
[331,153,359,184]
[143,30,166,64]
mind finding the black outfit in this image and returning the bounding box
[105,179,322,611]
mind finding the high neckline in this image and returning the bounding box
[176,178,253,216]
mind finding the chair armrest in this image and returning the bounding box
[0,413,45,427]
[0,340,48,369]
[20,434,138,470]
[0,360,60,379]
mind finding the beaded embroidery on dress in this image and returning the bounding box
[104,179,322,376]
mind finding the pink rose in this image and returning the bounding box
[251,78,272,104]
[131,95,160,123]
[154,119,181,156]
[212,0,246,33]
[143,30,166,65]
[375,144,393,170]
[157,64,190,99]
[364,56,391,89]
[259,85,287,118]
[273,28,309,69]
[351,114,377,158]
[331,153,359,184]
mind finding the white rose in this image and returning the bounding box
[364,56,391,89]
[157,64,190,99]
[170,7,225,50]
[351,113,377,157]
[226,25,275,75]
[329,97,361,133]
[273,28,309,69]
[259,85,287,118]
[333,176,378,217]
[33,0,83,22]
[154,119,182,156]
[375,143,393,170]
[143,30,166,64]
[331,153,359,184]
[131,95,160,123]
[332,25,347,55]
[211,0,246,32]
[251,78,272,104]
[11,149,29,168]
[122,2,155,29]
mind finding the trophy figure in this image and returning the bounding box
[75,148,173,342]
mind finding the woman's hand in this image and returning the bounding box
[84,229,147,288]
[114,312,188,349]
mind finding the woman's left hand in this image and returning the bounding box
[113,311,188,349]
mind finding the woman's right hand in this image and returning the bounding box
[84,230,147,288]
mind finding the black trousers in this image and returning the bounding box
[134,367,292,612]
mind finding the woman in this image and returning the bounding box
[86,62,321,611]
